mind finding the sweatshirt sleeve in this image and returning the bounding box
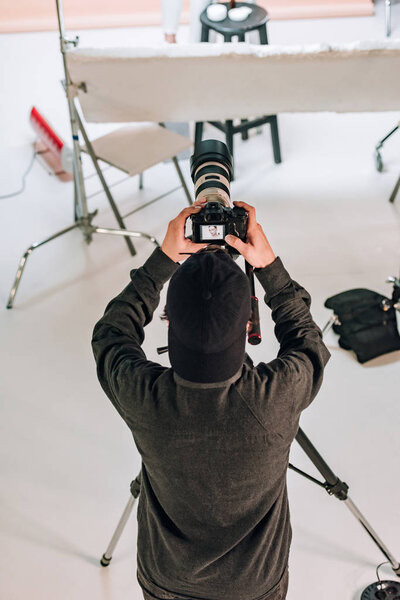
[91,248,178,425]
[252,257,330,424]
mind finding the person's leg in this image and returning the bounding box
[189,0,210,42]
[161,0,184,42]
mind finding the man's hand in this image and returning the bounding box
[225,201,276,269]
[161,199,208,263]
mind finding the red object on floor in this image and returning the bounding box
[29,106,73,181]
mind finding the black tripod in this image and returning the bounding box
[99,428,400,579]
[99,263,400,579]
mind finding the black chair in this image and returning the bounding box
[195,2,282,175]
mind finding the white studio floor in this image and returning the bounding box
[1,2,400,599]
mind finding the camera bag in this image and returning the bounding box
[324,288,400,363]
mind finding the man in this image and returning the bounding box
[92,199,330,600]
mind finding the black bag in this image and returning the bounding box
[324,288,400,363]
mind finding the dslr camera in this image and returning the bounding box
[190,140,248,249]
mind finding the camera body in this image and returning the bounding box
[190,139,248,249]
[191,201,248,244]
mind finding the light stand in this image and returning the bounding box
[6,0,160,309]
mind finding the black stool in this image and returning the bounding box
[195,2,282,174]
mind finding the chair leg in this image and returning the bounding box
[241,120,249,141]
[194,122,204,150]
[226,120,234,179]
[389,171,400,204]
[259,24,269,45]
[269,116,282,164]
[201,24,210,42]
[172,156,193,205]
[138,173,144,190]
[386,0,391,37]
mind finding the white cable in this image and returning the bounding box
[0,149,37,200]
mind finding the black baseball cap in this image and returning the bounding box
[166,250,251,383]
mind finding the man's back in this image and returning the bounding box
[133,362,293,599]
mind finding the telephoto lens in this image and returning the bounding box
[190,140,233,206]
[190,140,247,245]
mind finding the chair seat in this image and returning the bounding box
[83,124,192,176]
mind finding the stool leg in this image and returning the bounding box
[259,25,269,45]
[269,116,282,164]
[224,34,232,42]
[241,120,249,141]
[201,24,209,42]
[195,122,204,149]
[226,120,234,178]
[237,30,248,143]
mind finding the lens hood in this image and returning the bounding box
[190,140,233,181]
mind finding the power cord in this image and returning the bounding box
[376,561,390,586]
[0,149,37,200]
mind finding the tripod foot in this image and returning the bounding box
[100,553,112,567]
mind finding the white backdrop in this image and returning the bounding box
[67,40,400,123]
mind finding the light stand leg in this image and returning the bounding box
[93,227,159,247]
[73,177,79,222]
[101,475,141,567]
[172,156,192,206]
[7,222,81,309]
[293,428,400,576]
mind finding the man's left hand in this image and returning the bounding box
[161,199,208,263]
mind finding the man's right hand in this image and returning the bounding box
[225,201,276,269]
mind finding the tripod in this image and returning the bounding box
[100,427,400,576]
[99,261,400,581]
[6,0,161,309]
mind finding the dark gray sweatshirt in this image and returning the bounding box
[92,248,330,600]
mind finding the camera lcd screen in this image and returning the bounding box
[200,224,225,241]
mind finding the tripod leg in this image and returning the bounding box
[101,495,136,566]
[172,156,192,206]
[344,497,400,575]
[295,428,400,576]
[7,222,81,309]
[101,474,141,567]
